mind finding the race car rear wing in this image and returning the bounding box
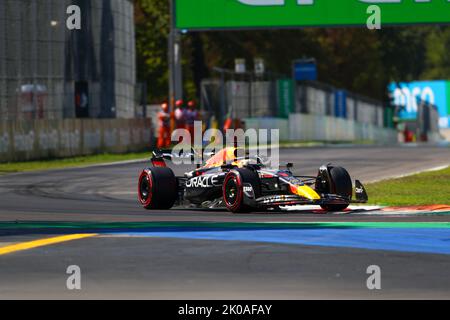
[151,149,197,167]
[151,149,266,168]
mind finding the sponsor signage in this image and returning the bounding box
[334,90,348,119]
[389,80,450,129]
[175,0,450,30]
[277,79,295,118]
[293,60,317,81]
[235,59,247,74]
[254,58,265,75]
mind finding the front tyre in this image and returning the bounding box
[138,167,178,210]
[223,168,260,214]
[320,166,352,212]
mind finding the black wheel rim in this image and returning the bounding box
[140,175,150,201]
[225,177,238,205]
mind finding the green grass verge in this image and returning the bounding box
[0,152,151,175]
[366,166,450,206]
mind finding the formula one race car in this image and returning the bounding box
[138,147,368,213]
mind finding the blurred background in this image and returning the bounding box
[0,0,449,162]
[0,0,136,120]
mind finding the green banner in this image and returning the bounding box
[175,0,450,30]
[277,79,294,118]
[384,107,394,128]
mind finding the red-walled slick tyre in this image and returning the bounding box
[223,168,260,213]
[138,167,178,210]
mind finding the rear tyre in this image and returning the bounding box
[138,167,178,210]
[319,166,352,212]
[223,168,261,214]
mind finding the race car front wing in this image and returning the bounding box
[254,180,368,207]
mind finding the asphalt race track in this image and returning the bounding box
[0,145,450,299]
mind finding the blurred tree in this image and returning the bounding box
[134,0,450,103]
[309,28,385,99]
[188,33,209,98]
[135,0,170,103]
[422,27,450,79]
[378,27,430,83]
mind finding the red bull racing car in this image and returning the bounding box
[138,147,368,213]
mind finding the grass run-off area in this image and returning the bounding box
[366,166,450,206]
[0,152,150,175]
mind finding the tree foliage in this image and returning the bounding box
[422,27,450,79]
[134,0,450,103]
[134,0,170,102]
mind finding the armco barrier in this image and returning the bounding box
[0,119,153,163]
[244,115,397,143]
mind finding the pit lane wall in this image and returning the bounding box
[0,119,153,163]
[244,114,397,143]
